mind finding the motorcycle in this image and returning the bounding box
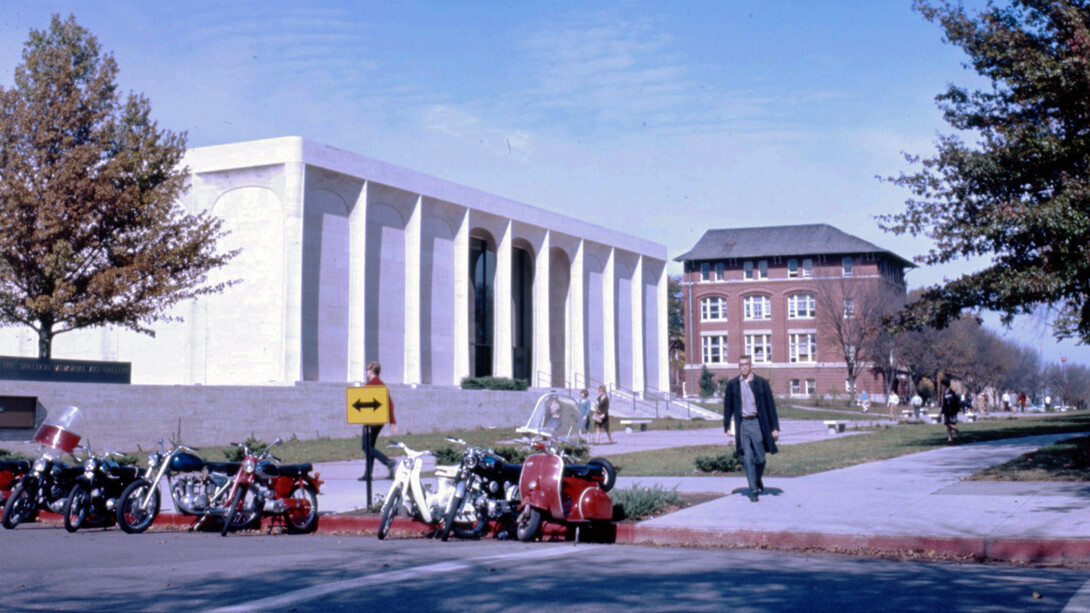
[2,405,85,529]
[437,437,522,542]
[63,448,141,532]
[514,393,616,542]
[0,458,30,508]
[220,438,323,536]
[377,441,458,540]
[115,439,248,534]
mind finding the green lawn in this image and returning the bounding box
[969,434,1090,481]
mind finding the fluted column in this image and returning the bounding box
[570,240,586,389]
[603,247,617,389]
[347,181,368,382]
[403,195,423,385]
[533,231,551,388]
[494,220,513,378]
[453,209,471,385]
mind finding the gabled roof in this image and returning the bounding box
[674,223,915,268]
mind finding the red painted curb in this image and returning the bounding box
[28,512,1090,562]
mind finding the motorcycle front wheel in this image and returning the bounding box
[515,506,542,542]
[117,479,161,534]
[284,484,319,534]
[221,485,247,537]
[63,482,90,533]
[2,479,37,529]
[377,483,402,540]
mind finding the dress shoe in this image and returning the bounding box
[756,478,764,494]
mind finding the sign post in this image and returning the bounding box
[346,386,391,508]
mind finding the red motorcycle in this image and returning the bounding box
[0,458,31,508]
[515,393,616,542]
[220,438,323,536]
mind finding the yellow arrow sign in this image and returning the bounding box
[346,386,390,425]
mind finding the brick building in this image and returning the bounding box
[675,224,913,399]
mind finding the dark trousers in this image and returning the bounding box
[363,424,394,479]
[740,418,766,492]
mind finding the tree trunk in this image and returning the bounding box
[37,319,53,359]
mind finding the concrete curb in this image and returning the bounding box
[29,512,1090,563]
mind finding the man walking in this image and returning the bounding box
[724,355,780,502]
[359,361,398,481]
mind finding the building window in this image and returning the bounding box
[715,262,724,281]
[843,298,855,319]
[743,295,771,320]
[806,379,817,395]
[842,256,853,276]
[702,335,727,365]
[758,260,768,279]
[789,332,817,363]
[787,293,815,319]
[802,258,813,277]
[790,379,801,395]
[700,262,710,282]
[743,261,754,280]
[744,333,771,363]
[701,297,726,321]
[787,259,798,278]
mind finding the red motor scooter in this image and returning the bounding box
[0,458,31,507]
[515,393,616,542]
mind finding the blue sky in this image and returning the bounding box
[0,0,1082,364]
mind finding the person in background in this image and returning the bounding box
[360,361,397,481]
[577,389,592,436]
[940,379,962,443]
[911,392,924,419]
[593,385,613,445]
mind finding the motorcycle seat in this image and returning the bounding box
[57,464,84,480]
[272,463,313,478]
[563,464,605,480]
[205,461,242,474]
[500,463,523,482]
[0,459,30,473]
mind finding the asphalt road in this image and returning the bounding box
[4,526,1090,612]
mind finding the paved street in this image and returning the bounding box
[3,529,1090,612]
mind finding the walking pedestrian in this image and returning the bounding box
[593,385,613,445]
[359,361,398,481]
[724,354,780,502]
[940,379,961,443]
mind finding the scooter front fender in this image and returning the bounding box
[575,486,613,521]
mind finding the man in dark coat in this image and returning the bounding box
[724,354,780,502]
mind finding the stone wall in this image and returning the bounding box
[0,381,542,453]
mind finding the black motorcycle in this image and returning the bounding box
[438,437,523,541]
[63,450,141,532]
[2,453,82,529]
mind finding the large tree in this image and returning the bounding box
[881,0,1090,342]
[0,15,235,358]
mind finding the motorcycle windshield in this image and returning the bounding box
[32,405,83,459]
[521,393,582,447]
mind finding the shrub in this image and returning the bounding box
[694,453,741,473]
[433,445,462,465]
[460,376,530,391]
[223,435,269,461]
[611,483,684,521]
[699,366,716,398]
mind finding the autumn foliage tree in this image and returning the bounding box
[881,1,1090,342]
[0,15,235,358]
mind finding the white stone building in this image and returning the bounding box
[0,137,669,392]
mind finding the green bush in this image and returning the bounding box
[223,435,269,462]
[460,376,530,391]
[699,365,717,398]
[433,445,462,465]
[611,483,684,521]
[694,453,741,473]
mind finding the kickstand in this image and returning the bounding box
[574,525,581,545]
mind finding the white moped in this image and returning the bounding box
[376,441,458,539]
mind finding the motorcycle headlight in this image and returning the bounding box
[466,454,478,469]
[244,459,256,474]
[148,452,161,467]
[84,459,97,472]
[33,458,47,473]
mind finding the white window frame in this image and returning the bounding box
[701,335,728,365]
[802,258,813,278]
[744,333,771,363]
[743,295,771,321]
[787,293,815,319]
[842,256,854,276]
[805,379,817,395]
[787,259,798,278]
[843,298,855,319]
[743,261,754,280]
[700,296,726,322]
[700,262,710,282]
[790,379,802,395]
[714,262,724,281]
[758,260,768,279]
[789,332,817,363]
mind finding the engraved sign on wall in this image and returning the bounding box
[0,356,131,384]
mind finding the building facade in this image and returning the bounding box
[0,137,669,391]
[675,224,912,398]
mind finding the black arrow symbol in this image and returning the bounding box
[353,399,382,413]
